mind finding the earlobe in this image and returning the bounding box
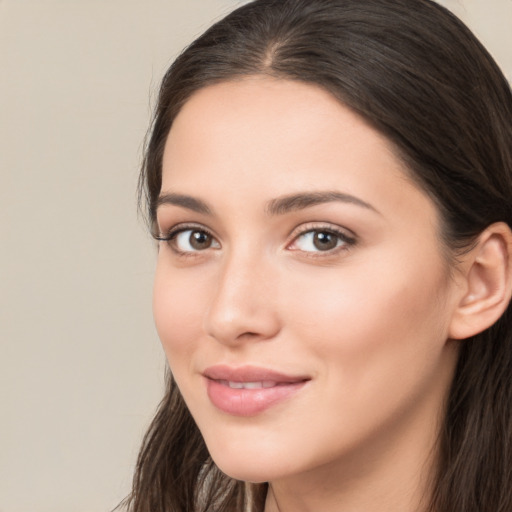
[449,222,512,340]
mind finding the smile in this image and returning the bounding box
[203,365,310,416]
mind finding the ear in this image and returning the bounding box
[449,222,512,340]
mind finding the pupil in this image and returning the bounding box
[190,231,211,250]
[313,232,337,251]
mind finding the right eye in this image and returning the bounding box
[156,227,221,254]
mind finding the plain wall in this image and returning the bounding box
[1,1,510,511]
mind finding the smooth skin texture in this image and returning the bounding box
[152,78,511,512]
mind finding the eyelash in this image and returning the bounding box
[154,223,357,257]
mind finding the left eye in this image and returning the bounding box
[291,230,348,252]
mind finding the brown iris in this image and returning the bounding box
[313,231,339,251]
[189,230,214,250]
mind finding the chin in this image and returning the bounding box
[207,447,292,483]
[213,461,276,484]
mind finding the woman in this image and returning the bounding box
[123,0,512,510]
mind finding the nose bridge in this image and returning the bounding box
[204,243,280,345]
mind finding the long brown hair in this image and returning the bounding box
[122,1,512,510]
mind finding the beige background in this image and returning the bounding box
[1,1,510,511]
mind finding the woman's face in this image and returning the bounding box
[153,78,462,484]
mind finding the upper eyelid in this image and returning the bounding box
[154,222,216,240]
[288,222,357,240]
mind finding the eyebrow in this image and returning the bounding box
[156,190,378,216]
[265,191,379,216]
[156,193,212,215]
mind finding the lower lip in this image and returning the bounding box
[205,378,307,416]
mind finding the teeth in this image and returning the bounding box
[244,382,263,389]
[225,381,277,389]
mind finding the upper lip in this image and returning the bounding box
[203,364,310,383]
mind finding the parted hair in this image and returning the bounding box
[122,1,512,511]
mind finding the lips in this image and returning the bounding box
[203,365,310,416]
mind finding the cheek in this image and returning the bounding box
[276,257,455,457]
[284,253,451,381]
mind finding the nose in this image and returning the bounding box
[204,249,281,346]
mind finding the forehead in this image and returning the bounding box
[164,78,398,179]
